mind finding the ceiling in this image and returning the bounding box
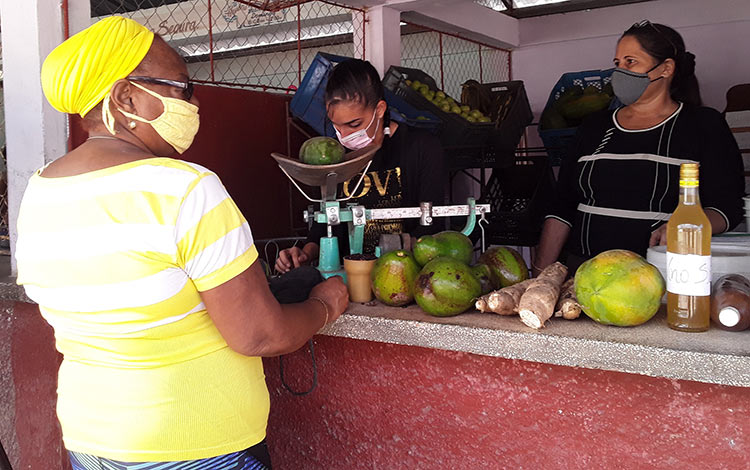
[476,0,653,18]
[91,0,653,19]
[91,0,185,16]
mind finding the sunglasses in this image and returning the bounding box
[128,76,195,100]
[631,20,678,57]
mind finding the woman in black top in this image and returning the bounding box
[275,59,446,272]
[533,21,744,275]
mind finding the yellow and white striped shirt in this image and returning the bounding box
[16,157,268,461]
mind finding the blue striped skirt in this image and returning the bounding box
[69,443,271,470]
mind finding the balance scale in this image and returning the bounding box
[271,144,491,280]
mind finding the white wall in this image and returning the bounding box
[513,0,750,145]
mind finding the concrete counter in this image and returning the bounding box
[323,302,750,388]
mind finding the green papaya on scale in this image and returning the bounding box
[299,136,345,165]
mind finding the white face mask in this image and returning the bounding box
[334,108,379,150]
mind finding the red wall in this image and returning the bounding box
[2,302,70,470]
[264,336,750,470]
[71,85,307,240]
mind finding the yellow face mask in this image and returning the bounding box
[103,81,200,154]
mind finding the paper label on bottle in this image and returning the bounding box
[666,252,711,296]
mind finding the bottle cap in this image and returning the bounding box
[719,306,741,327]
[679,163,699,187]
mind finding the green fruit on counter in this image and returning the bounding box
[478,116,492,123]
[371,250,421,307]
[460,105,471,113]
[425,90,435,101]
[411,80,422,90]
[413,231,474,267]
[415,258,482,316]
[436,91,446,100]
[469,109,483,119]
[466,116,477,123]
[440,103,452,113]
[299,136,345,165]
[478,246,529,289]
[575,249,665,327]
[451,105,462,114]
[471,263,494,295]
[405,79,413,87]
[419,84,430,94]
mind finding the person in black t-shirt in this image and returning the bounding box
[275,59,446,273]
[533,21,744,276]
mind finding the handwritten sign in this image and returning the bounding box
[666,252,711,296]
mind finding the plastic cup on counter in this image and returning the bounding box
[343,254,377,303]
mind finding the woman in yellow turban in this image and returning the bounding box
[17,15,348,469]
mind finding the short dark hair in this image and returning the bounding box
[325,59,384,109]
[622,22,702,107]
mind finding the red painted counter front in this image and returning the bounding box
[3,301,750,469]
[265,336,750,469]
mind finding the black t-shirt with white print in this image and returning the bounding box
[547,103,745,260]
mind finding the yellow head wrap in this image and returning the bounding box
[41,16,155,117]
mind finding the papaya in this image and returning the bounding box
[478,246,529,289]
[299,136,345,165]
[371,250,420,307]
[414,257,482,316]
[575,249,665,327]
[552,86,584,112]
[583,85,600,95]
[540,108,569,130]
[559,94,612,120]
[413,231,474,267]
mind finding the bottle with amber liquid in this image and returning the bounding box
[666,163,712,332]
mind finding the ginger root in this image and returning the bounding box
[476,279,533,315]
[518,262,568,329]
[555,278,582,320]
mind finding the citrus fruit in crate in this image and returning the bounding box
[415,257,482,316]
[575,249,665,326]
[371,250,420,307]
[299,136,345,165]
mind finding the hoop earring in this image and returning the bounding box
[128,121,137,129]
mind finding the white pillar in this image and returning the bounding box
[0,0,90,274]
[365,5,402,77]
